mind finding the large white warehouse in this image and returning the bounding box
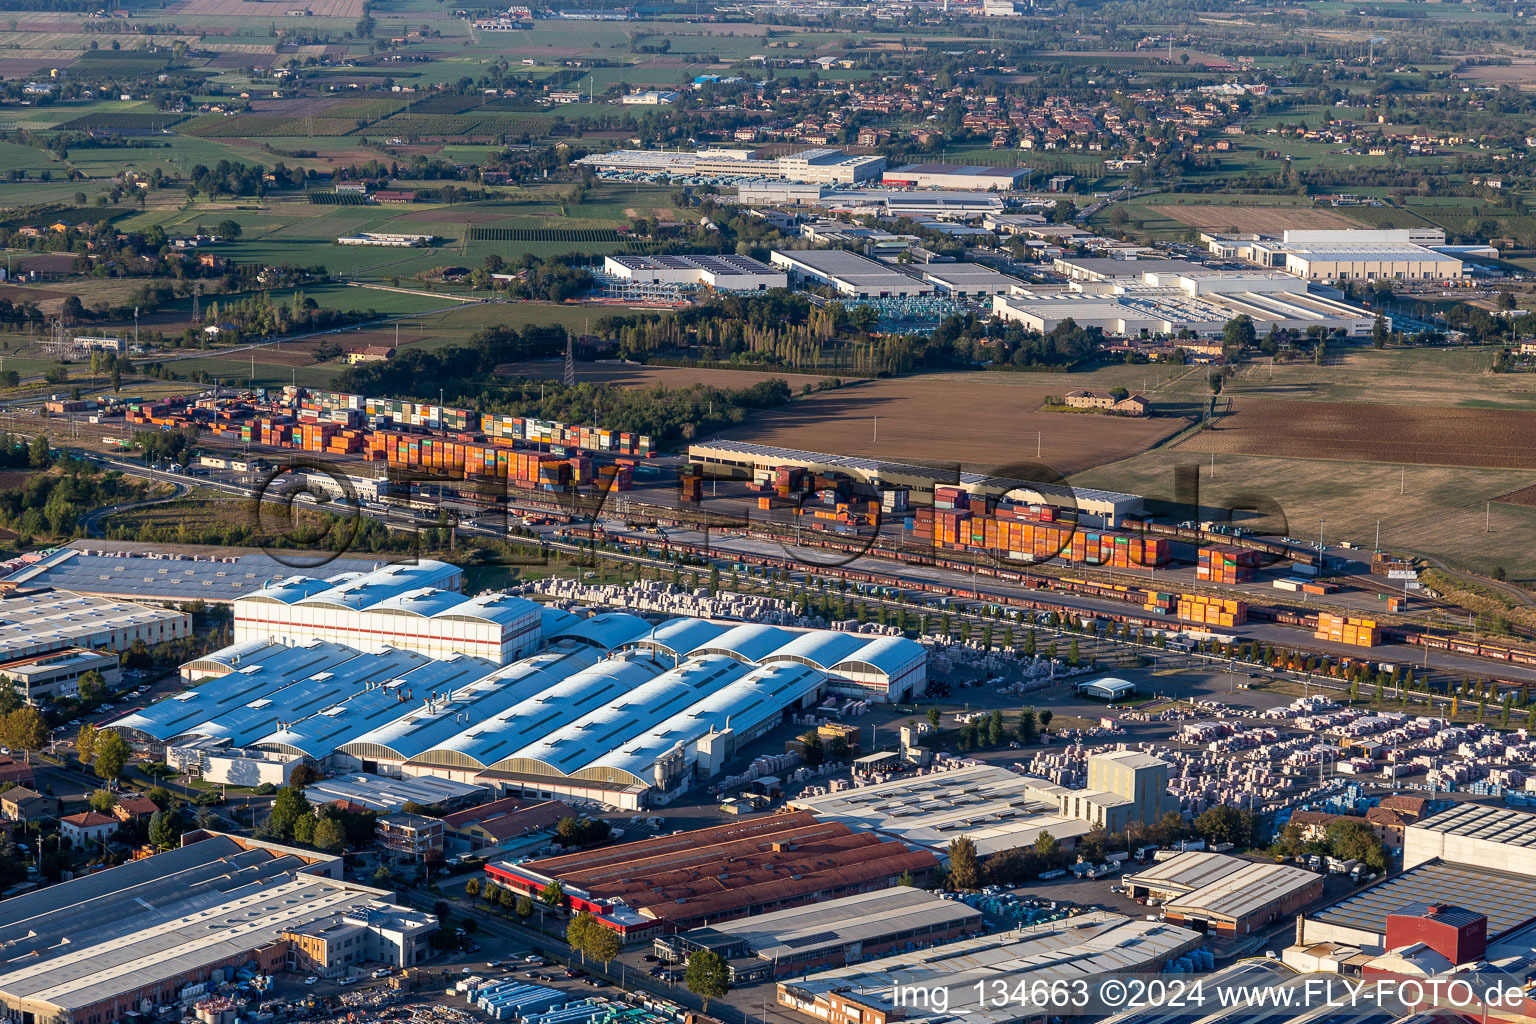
[232,560,542,664]
[117,611,928,811]
[991,270,1380,338]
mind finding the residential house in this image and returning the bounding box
[112,794,160,823]
[0,786,58,821]
[345,345,396,365]
[60,810,119,846]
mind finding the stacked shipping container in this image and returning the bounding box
[1315,612,1380,647]
[1197,546,1260,583]
[1175,594,1247,627]
[913,506,1169,567]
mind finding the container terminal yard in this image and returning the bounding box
[17,381,1536,690]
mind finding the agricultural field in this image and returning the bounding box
[495,359,839,393]
[1073,450,1536,580]
[1140,201,1369,233]
[1222,347,1536,409]
[713,370,1191,476]
[1174,398,1536,470]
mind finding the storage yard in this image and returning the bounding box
[786,752,1170,858]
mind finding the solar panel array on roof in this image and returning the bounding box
[1311,860,1536,939]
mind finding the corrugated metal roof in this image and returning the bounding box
[423,656,665,769]
[688,623,796,663]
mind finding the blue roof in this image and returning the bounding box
[340,646,601,761]
[112,641,362,741]
[181,648,433,747]
[419,656,666,769]
[252,654,497,758]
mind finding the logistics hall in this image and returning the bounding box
[112,563,929,810]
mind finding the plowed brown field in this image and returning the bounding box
[1176,398,1536,468]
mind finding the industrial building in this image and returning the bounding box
[302,772,488,813]
[484,811,939,941]
[232,560,545,664]
[602,254,786,290]
[881,164,1029,190]
[0,833,436,1024]
[921,263,1024,298]
[776,913,1203,1024]
[1124,851,1323,935]
[1287,803,1536,966]
[1281,244,1463,282]
[788,756,1170,859]
[577,146,882,184]
[1202,227,1468,281]
[773,148,885,184]
[122,614,926,810]
[685,440,1144,525]
[1053,257,1211,282]
[4,547,393,606]
[992,270,1380,338]
[816,190,1007,216]
[0,587,190,662]
[658,886,983,979]
[0,647,119,704]
[770,249,931,298]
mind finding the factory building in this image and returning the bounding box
[1123,851,1324,935]
[1201,227,1468,281]
[772,148,885,184]
[1053,257,1211,282]
[881,163,1029,191]
[0,833,436,1024]
[232,560,544,664]
[0,587,190,662]
[485,811,939,941]
[1287,803,1536,967]
[123,615,925,811]
[921,263,1024,297]
[685,440,1143,525]
[4,547,392,606]
[788,756,1170,860]
[0,647,120,704]
[658,886,983,979]
[577,147,882,184]
[777,913,1203,1024]
[602,254,786,291]
[769,249,931,298]
[992,270,1380,338]
[1282,243,1464,282]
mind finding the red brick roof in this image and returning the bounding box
[442,797,572,840]
[61,811,117,828]
[0,758,34,786]
[114,795,160,818]
[514,810,937,926]
[1378,795,1429,818]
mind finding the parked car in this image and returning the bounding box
[304,978,319,986]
